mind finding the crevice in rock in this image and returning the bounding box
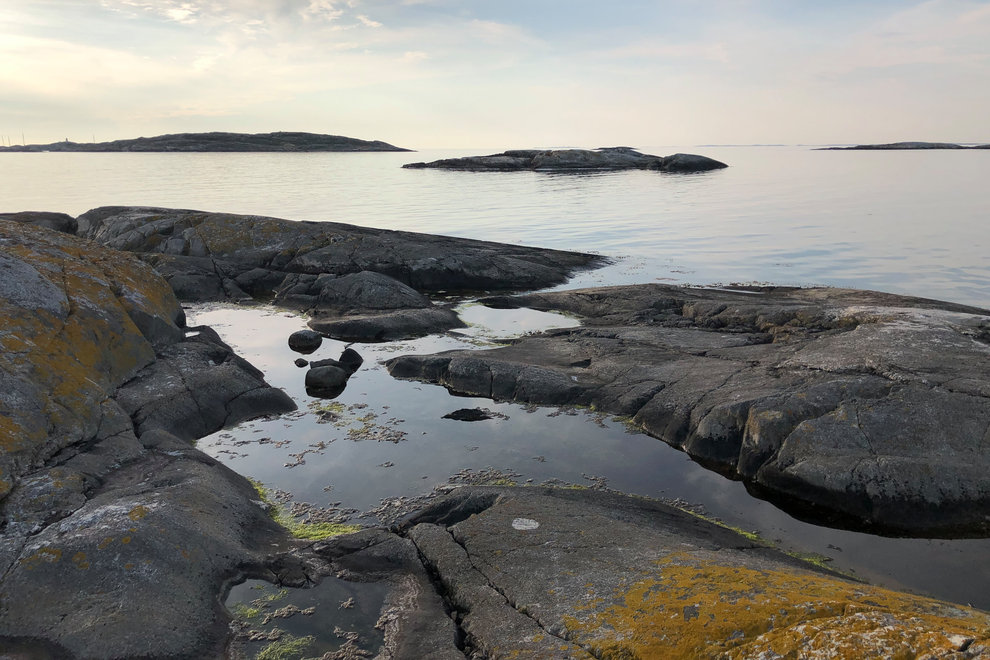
[444,528,592,656]
[405,538,470,657]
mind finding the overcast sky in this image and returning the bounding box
[2,0,989,148]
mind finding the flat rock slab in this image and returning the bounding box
[387,284,990,536]
[402,486,990,659]
[403,146,728,172]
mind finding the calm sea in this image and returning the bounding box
[1,145,987,307]
[3,147,990,613]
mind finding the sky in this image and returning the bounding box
[1,0,989,149]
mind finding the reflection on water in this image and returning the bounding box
[225,578,386,659]
[2,146,987,307]
[191,303,990,612]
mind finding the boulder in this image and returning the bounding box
[287,329,323,354]
[387,284,990,536]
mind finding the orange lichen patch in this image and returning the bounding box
[562,553,990,659]
[71,552,90,570]
[19,547,63,570]
[121,536,132,545]
[98,537,115,550]
[128,505,149,521]
[124,563,135,571]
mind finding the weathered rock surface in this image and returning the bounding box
[0,220,296,657]
[820,141,990,150]
[0,211,77,234]
[399,486,990,658]
[387,284,990,536]
[0,131,409,152]
[403,146,728,172]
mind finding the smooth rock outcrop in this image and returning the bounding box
[72,206,602,300]
[403,146,728,172]
[400,486,990,658]
[0,131,409,152]
[0,220,296,657]
[387,284,990,536]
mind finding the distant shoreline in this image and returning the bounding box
[0,131,411,153]
[817,141,990,151]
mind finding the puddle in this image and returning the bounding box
[189,302,990,612]
[225,578,387,659]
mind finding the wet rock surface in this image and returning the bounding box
[0,220,295,658]
[287,329,323,354]
[403,146,728,172]
[387,284,990,536]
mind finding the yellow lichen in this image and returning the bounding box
[128,505,149,521]
[562,553,990,659]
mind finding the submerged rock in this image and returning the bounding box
[309,307,465,342]
[403,146,728,172]
[387,284,990,536]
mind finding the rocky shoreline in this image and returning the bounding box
[0,131,410,153]
[2,208,989,658]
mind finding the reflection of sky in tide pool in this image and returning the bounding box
[191,302,990,612]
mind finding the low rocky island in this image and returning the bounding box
[403,146,728,172]
[0,131,410,153]
[2,208,990,658]
[819,141,990,150]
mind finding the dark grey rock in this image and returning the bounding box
[404,146,728,172]
[0,211,77,233]
[339,347,364,373]
[443,408,497,421]
[387,284,990,536]
[73,206,604,303]
[310,307,466,342]
[0,221,299,658]
[294,357,309,368]
[0,131,410,152]
[287,329,323,353]
[305,364,350,398]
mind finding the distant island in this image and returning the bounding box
[403,146,728,172]
[819,141,990,150]
[0,131,411,152]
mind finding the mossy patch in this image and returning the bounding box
[249,479,360,540]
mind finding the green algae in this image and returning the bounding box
[256,633,314,660]
[249,479,361,541]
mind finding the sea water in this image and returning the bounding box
[2,146,989,609]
